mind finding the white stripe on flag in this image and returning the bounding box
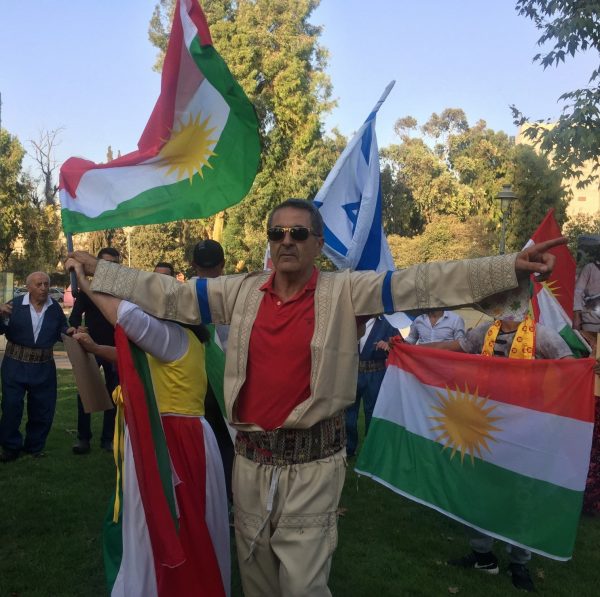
[374,366,593,491]
[61,80,229,216]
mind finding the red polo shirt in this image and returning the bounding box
[235,268,318,430]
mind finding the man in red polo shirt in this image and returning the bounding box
[70,200,564,597]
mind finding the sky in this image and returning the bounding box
[0,0,596,175]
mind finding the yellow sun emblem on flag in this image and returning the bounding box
[541,279,561,299]
[157,112,217,183]
[429,385,502,465]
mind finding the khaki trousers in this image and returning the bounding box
[233,450,346,597]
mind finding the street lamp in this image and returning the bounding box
[497,184,517,255]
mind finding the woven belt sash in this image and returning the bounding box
[235,411,346,466]
[358,360,386,373]
[4,341,53,363]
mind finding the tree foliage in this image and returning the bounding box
[387,215,497,268]
[0,128,64,282]
[505,144,568,251]
[512,0,600,186]
[381,109,567,257]
[148,0,341,270]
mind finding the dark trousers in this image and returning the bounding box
[0,358,58,454]
[76,357,118,444]
[345,369,386,456]
[204,383,234,503]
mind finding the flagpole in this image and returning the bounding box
[66,232,78,297]
[370,80,396,116]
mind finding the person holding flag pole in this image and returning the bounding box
[69,206,567,597]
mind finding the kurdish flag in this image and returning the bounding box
[356,341,595,560]
[525,210,590,357]
[59,0,260,234]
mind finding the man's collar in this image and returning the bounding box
[260,267,319,294]
[23,293,53,308]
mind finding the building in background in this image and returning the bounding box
[516,124,600,218]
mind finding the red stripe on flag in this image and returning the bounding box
[59,0,215,197]
[530,209,576,320]
[387,342,595,423]
[114,326,186,569]
[158,418,225,596]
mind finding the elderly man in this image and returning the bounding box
[69,199,563,597]
[0,272,72,461]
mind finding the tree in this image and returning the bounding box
[29,128,64,207]
[148,0,340,270]
[561,212,600,257]
[0,128,65,282]
[446,119,514,216]
[387,215,497,268]
[505,145,568,251]
[512,0,600,186]
[0,129,32,270]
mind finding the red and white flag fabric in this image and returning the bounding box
[524,209,589,356]
[356,341,595,560]
[59,0,260,234]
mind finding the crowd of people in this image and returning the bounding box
[0,198,597,595]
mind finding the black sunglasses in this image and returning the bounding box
[267,226,319,242]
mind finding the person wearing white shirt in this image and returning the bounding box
[405,310,465,345]
[0,272,72,461]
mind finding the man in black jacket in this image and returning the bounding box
[69,248,120,454]
[0,271,72,461]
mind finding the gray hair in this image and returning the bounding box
[267,199,324,237]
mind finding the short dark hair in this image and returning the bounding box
[192,239,225,269]
[267,199,324,237]
[97,247,120,260]
[154,261,175,276]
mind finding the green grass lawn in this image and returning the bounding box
[1,370,599,596]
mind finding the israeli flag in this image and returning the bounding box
[314,81,395,273]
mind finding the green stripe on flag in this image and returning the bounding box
[205,325,226,417]
[129,342,179,528]
[356,418,583,560]
[559,325,590,358]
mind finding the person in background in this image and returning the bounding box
[405,309,465,345]
[573,253,600,515]
[429,316,573,593]
[153,262,176,277]
[345,316,398,457]
[0,271,73,461]
[66,259,230,596]
[70,247,120,454]
[68,198,564,597]
[192,239,234,504]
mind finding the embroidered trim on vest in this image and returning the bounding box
[230,272,270,404]
[91,260,140,301]
[467,254,516,302]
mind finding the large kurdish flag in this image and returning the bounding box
[356,341,595,560]
[59,0,260,233]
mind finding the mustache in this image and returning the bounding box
[278,248,298,257]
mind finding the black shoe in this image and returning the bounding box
[72,440,91,455]
[0,449,19,463]
[509,563,536,592]
[100,440,113,452]
[448,551,499,574]
[29,451,46,459]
